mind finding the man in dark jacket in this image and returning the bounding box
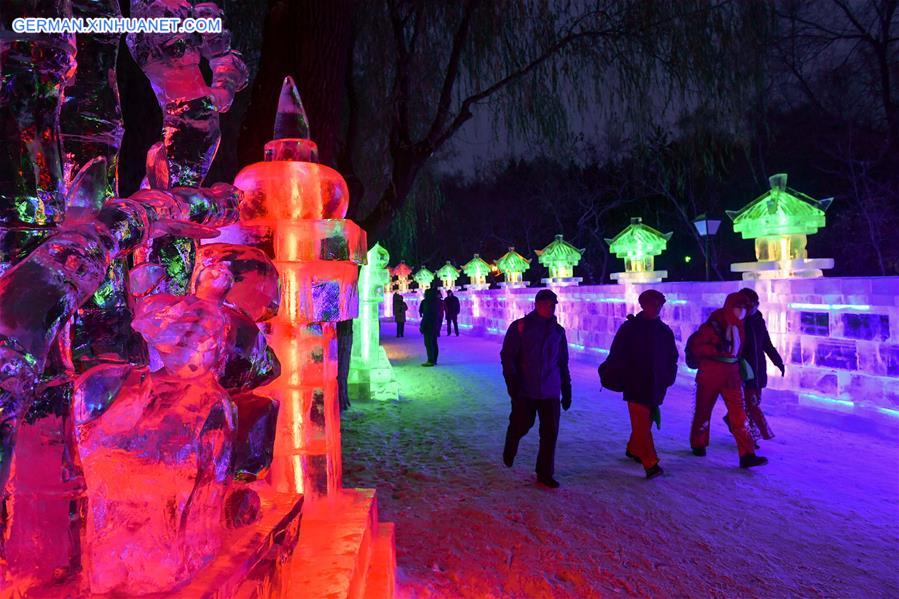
[419,288,442,366]
[500,289,572,488]
[737,287,784,442]
[444,290,461,336]
[393,292,408,338]
[604,290,677,479]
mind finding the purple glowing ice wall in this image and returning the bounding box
[398,278,899,419]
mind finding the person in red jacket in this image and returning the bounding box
[688,292,768,468]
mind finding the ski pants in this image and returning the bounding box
[690,361,755,456]
[627,402,658,469]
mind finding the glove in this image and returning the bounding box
[778,364,785,377]
[561,396,571,411]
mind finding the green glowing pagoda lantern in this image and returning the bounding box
[435,261,461,290]
[536,234,584,286]
[462,254,492,290]
[727,173,834,280]
[495,247,531,288]
[349,243,398,400]
[413,266,435,291]
[391,260,412,292]
[605,217,672,284]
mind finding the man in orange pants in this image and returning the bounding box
[601,290,678,479]
[687,292,768,468]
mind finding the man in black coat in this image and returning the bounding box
[500,289,572,488]
[419,288,442,366]
[737,287,784,441]
[393,292,407,337]
[604,289,678,479]
[444,290,461,336]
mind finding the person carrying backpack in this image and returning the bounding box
[600,289,678,479]
[500,289,572,488]
[686,292,768,468]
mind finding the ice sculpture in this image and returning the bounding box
[229,76,365,498]
[606,217,672,284]
[391,260,413,293]
[61,0,124,194]
[74,295,237,594]
[126,0,249,187]
[0,0,76,277]
[349,243,398,401]
[413,267,435,292]
[436,261,461,290]
[495,247,531,288]
[536,234,584,286]
[462,254,492,290]
[727,174,834,280]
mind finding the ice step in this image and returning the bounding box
[283,488,386,599]
[362,523,396,599]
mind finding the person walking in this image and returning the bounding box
[419,288,441,366]
[444,290,460,336]
[393,293,408,338]
[500,289,572,488]
[734,287,784,442]
[687,292,768,468]
[600,290,678,479]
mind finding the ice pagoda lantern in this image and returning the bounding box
[231,76,366,498]
[350,243,398,401]
[391,260,413,292]
[727,173,834,280]
[462,254,492,290]
[606,217,672,284]
[436,261,461,290]
[537,234,584,286]
[413,267,435,291]
[496,247,531,288]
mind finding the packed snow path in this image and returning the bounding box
[342,322,899,598]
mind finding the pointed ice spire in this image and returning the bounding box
[273,76,310,140]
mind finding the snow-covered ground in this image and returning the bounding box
[342,322,899,598]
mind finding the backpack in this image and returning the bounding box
[684,328,703,369]
[598,357,626,392]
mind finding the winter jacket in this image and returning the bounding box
[444,295,461,318]
[607,312,678,407]
[418,289,443,335]
[394,301,407,323]
[501,310,572,401]
[688,293,747,367]
[742,310,784,390]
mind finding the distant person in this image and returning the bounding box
[686,292,768,468]
[393,292,408,338]
[599,290,678,479]
[419,288,442,366]
[732,287,784,443]
[500,289,572,488]
[444,290,461,336]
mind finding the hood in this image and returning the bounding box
[722,292,749,326]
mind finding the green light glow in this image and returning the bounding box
[605,217,672,273]
[353,243,391,366]
[536,235,583,279]
[462,254,492,287]
[435,261,461,287]
[495,247,531,283]
[413,267,435,290]
[727,173,832,239]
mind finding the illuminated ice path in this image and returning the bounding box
[343,321,899,598]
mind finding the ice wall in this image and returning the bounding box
[397,278,899,418]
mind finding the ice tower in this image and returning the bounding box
[462,254,492,290]
[606,217,672,284]
[413,267,435,292]
[436,261,461,290]
[230,77,366,498]
[349,243,398,401]
[537,234,584,286]
[728,173,834,280]
[496,247,531,288]
[391,260,413,293]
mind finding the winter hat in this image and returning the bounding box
[638,289,666,308]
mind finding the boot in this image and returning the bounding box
[645,464,663,480]
[691,446,706,457]
[537,475,560,488]
[625,449,642,463]
[740,453,769,469]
